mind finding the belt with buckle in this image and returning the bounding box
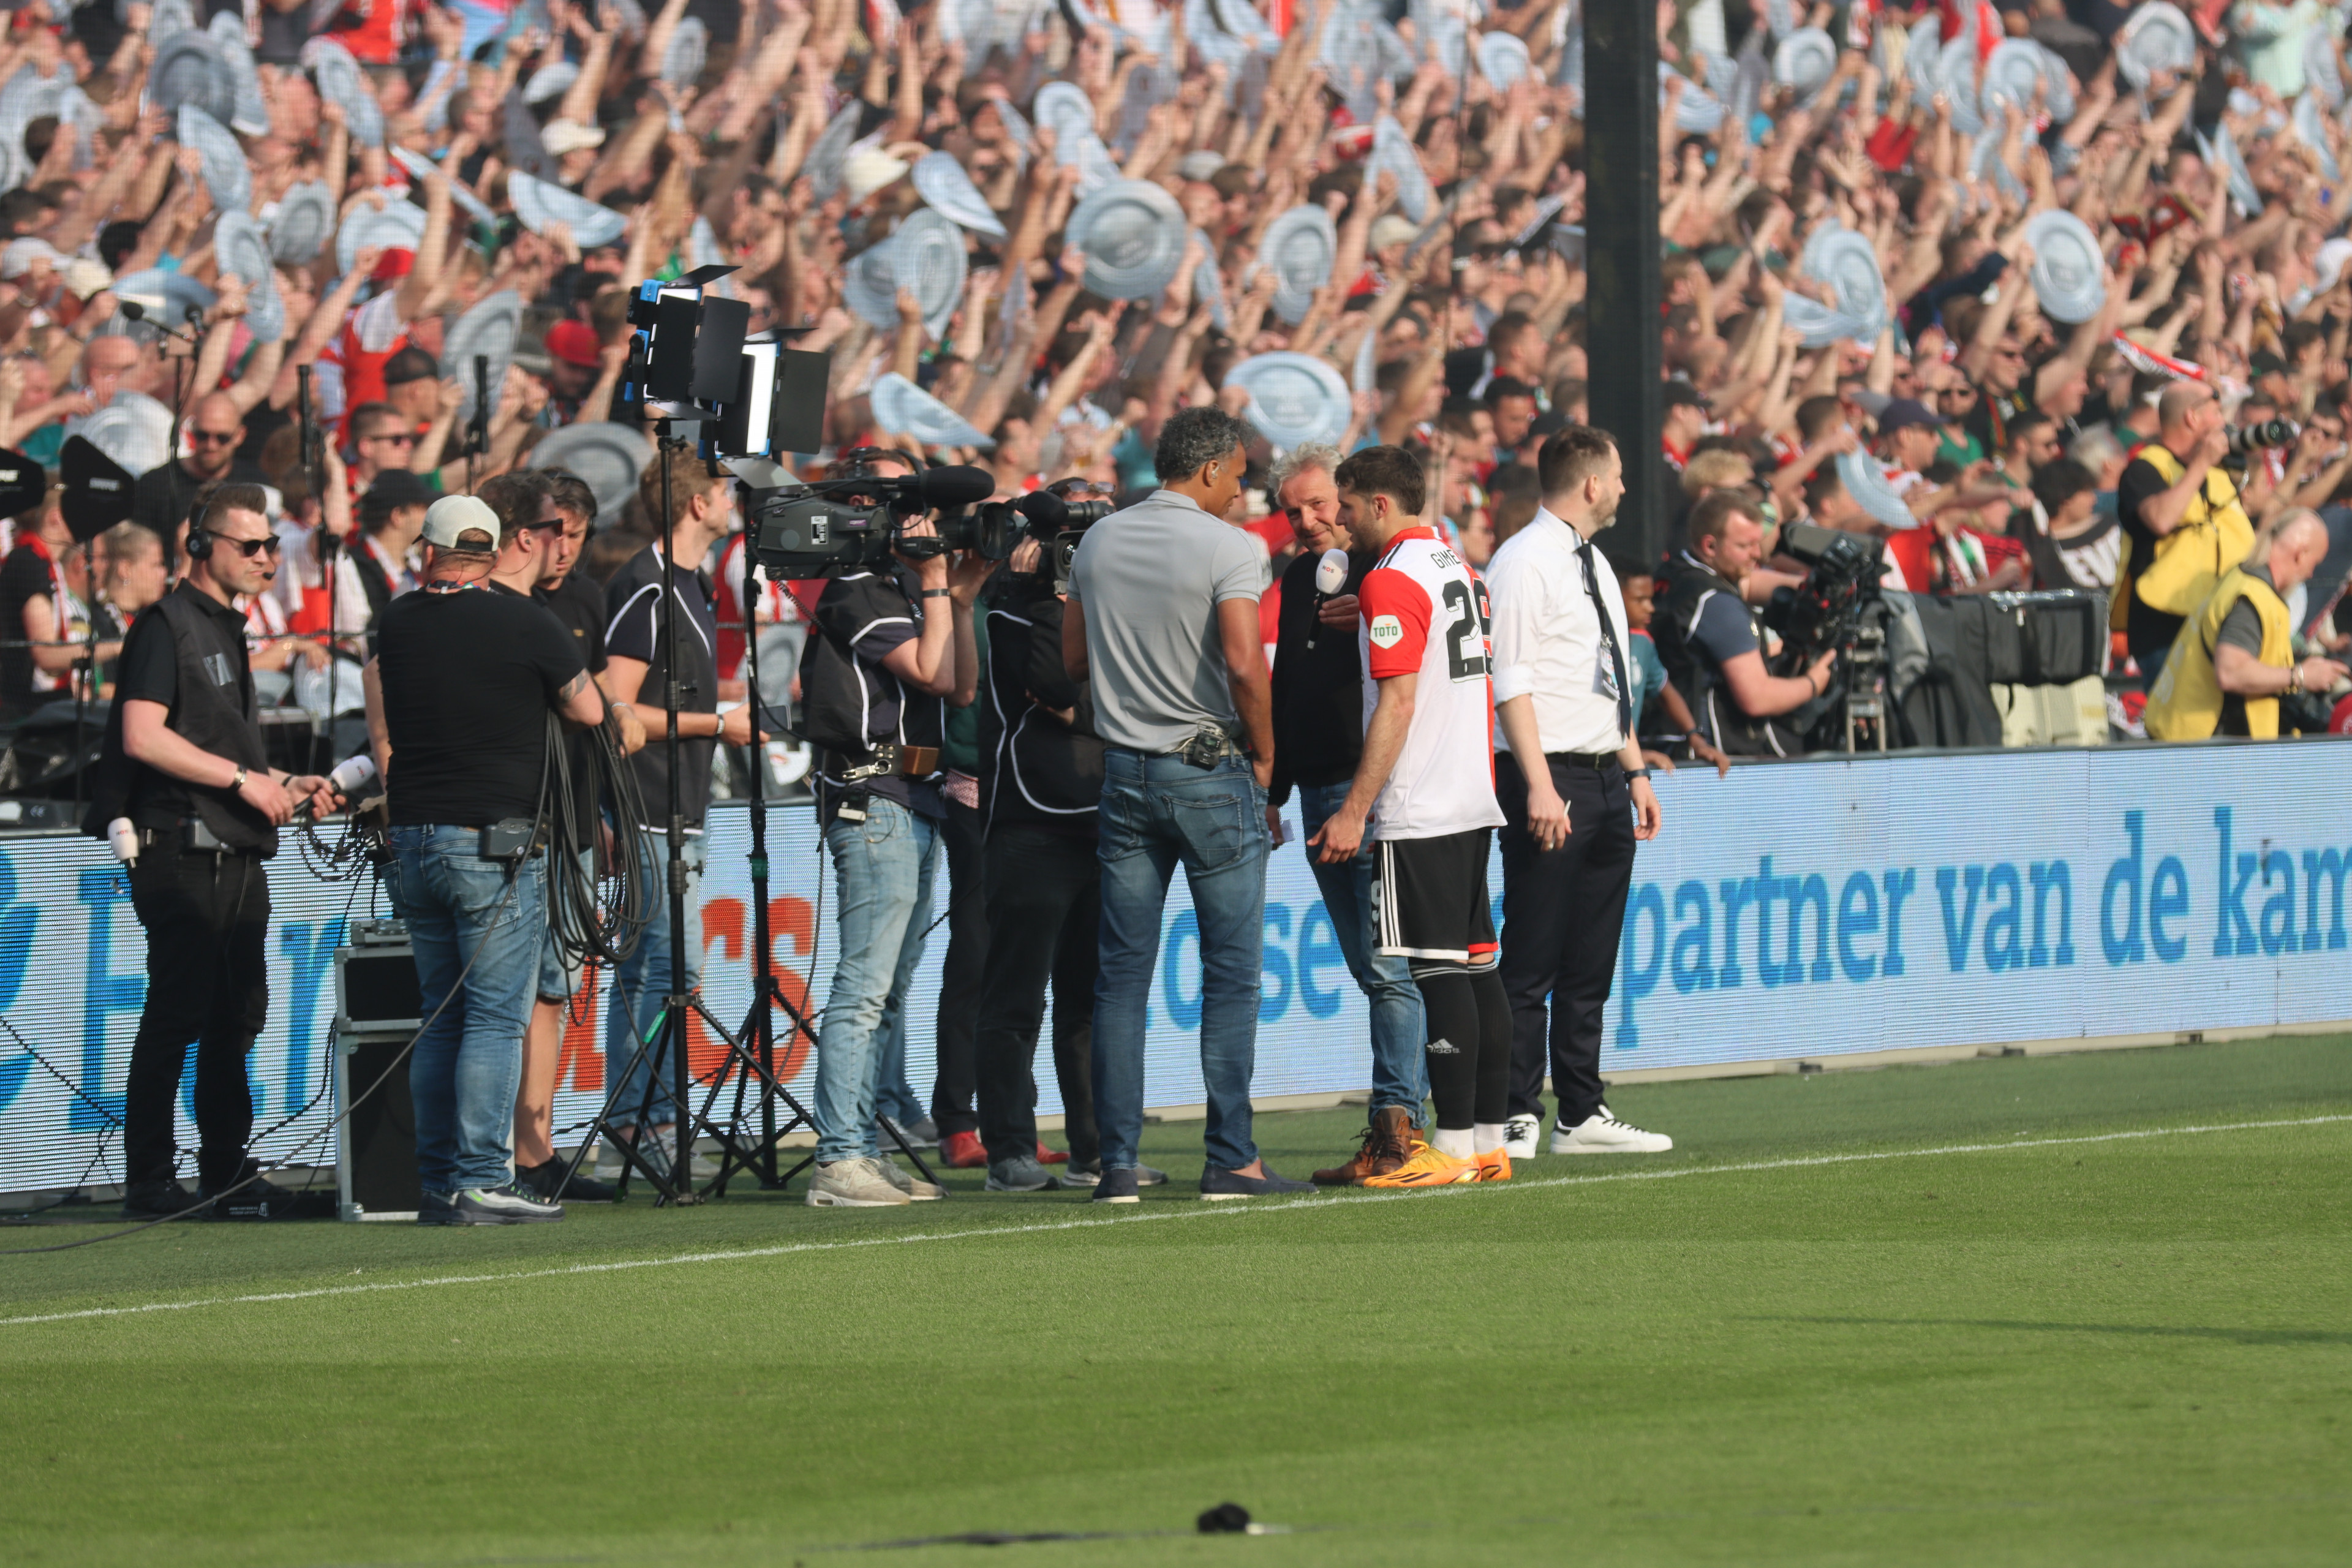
[1546,750,1622,771]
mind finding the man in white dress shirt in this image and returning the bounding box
[1483,426,1671,1159]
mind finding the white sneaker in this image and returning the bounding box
[1551,1105,1673,1155]
[806,1157,913,1207]
[872,1154,946,1200]
[1502,1115,1542,1159]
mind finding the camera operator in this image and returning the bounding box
[801,449,988,1208]
[967,499,1152,1193]
[476,470,642,1201]
[366,495,606,1225]
[1654,489,1838,759]
[88,483,337,1217]
[2116,383,2253,676]
[2145,510,2346,740]
[598,455,763,1179]
[1063,405,1307,1202]
[1259,443,1427,1186]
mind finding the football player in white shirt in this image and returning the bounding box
[1309,445,1515,1187]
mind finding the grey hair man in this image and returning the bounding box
[1061,405,1310,1202]
[2145,509,2347,740]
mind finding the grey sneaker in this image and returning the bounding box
[985,1155,1054,1192]
[448,1184,565,1224]
[872,1154,945,1200]
[1060,1161,1167,1189]
[806,1157,911,1207]
[877,1115,938,1150]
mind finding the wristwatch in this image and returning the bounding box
[921,587,952,599]
[1625,766,1652,781]
[2289,667,2306,696]
[230,766,249,792]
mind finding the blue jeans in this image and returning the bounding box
[537,848,597,1003]
[1296,780,1428,1121]
[1094,748,1267,1174]
[605,833,706,1129]
[388,826,547,1195]
[813,797,941,1164]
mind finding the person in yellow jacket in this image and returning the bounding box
[2115,383,2255,675]
[2145,511,2346,739]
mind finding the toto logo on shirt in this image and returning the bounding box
[1368,614,1404,649]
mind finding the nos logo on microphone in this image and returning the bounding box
[1368,614,1404,649]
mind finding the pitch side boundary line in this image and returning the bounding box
[6,1113,2346,1330]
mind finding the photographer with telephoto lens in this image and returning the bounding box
[800,449,990,1208]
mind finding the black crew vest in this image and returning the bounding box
[1651,552,1784,759]
[83,584,276,854]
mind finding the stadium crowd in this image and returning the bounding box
[2,0,2352,748]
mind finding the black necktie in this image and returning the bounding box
[1579,541,1633,740]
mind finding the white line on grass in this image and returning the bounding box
[6,1112,2345,1329]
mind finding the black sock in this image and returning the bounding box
[1470,965,1512,1128]
[1411,968,1482,1130]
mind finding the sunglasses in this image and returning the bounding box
[367,431,420,446]
[204,532,284,559]
[189,429,238,445]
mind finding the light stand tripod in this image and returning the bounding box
[693,522,847,1196]
[564,426,838,1204]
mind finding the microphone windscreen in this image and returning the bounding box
[1013,489,1069,527]
[118,300,148,322]
[917,464,997,508]
[1314,546,1350,596]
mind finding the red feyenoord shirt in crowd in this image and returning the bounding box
[1355,526,1505,841]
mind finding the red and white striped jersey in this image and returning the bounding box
[1357,526,1504,841]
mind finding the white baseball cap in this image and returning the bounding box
[421,494,502,551]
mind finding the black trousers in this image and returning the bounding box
[123,846,271,1188]
[930,792,987,1135]
[973,823,1100,1169]
[1496,755,1636,1126]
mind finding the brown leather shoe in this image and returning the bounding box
[1312,1107,1418,1186]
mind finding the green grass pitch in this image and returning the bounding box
[2,1035,2348,1566]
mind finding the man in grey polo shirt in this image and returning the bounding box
[1061,406,1310,1203]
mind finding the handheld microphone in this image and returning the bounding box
[295,754,379,823]
[1305,547,1350,650]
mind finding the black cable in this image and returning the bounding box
[0,865,523,1255]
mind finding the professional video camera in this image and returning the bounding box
[747,464,1011,577]
[1762,521,1890,753]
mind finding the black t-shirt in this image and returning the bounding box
[536,571,609,843]
[804,565,946,821]
[2117,450,2198,660]
[605,545,719,832]
[376,585,585,827]
[0,543,55,716]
